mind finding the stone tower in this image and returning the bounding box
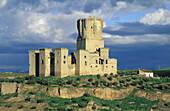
[77,16,104,52]
[54,48,69,78]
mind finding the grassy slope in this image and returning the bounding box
[153,67,170,77]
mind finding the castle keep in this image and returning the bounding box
[29,16,117,78]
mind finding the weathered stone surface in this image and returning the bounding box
[135,90,170,102]
[47,87,132,100]
[1,82,17,94]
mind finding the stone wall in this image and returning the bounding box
[0,82,17,94]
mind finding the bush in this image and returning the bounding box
[97,74,100,79]
[142,77,149,82]
[29,91,37,95]
[78,102,87,108]
[120,83,123,87]
[126,78,131,82]
[71,98,77,103]
[88,78,93,82]
[104,73,108,77]
[115,74,118,78]
[5,104,12,108]
[138,80,144,85]
[110,73,113,76]
[72,81,79,87]
[119,80,125,84]
[158,84,164,90]
[107,82,112,87]
[25,97,31,102]
[132,76,137,80]
[164,85,169,89]
[18,105,24,109]
[51,99,58,103]
[85,82,90,86]
[76,77,81,81]
[44,107,49,111]
[31,106,36,109]
[113,81,118,86]
[57,107,65,111]
[25,75,34,80]
[26,79,36,84]
[92,105,96,109]
[108,76,113,81]
[140,84,145,89]
[94,80,99,87]
[65,100,72,104]
[36,99,44,103]
[66,79,73,85]
[131,81,138,86]
[126,82,130,87]
[83,93,90,97]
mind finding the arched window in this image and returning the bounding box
[106,60,108,64]
[63,61,66,64]
[64,56,66,59]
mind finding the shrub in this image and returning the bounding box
[131,81,138,86]
[140,84,145,89]
[126,78,131,82]
[72,81,79,87]
[83,93,90,97]
[44,107,49,111]
[78,102,87,108]
[146,85,152,89]
[115,74,118,78]
[158,84,164,90]
[142,77,149,82]
[66,79,73,85]
[71,98,77,103]
[110,73,113,76]
[51,99,58,103]
[107,82,112,87]
[102,80,107,86]
[29,91,37,95]
[92,105,96,109]
[126,82,130,87]
[113,81,118,86]
[108,76,113,81]
[31,106,36,109]
[36,99,44,103]
[132,76,137,80]
[94,80,99,87]
[85,82,90,86]
[97,74,100,79]
[25,97,31,102]
[76,77,81,81]
[102,102,107,106]
[120,83,123,87]
[119,80,125,84]
[65,100,72,104]
[25,75,34,80]
[18,105,24,109]
[164,85,169,89]
[104,73,108,77]
[5,104,12,108]
[88,78,93,82]
[57,107,65,111]
[138,80,144,85]
[26,79,36,84]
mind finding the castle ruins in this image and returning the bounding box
[29,16,117,78]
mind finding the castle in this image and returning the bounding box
[29,16,117,78]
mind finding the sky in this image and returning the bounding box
[0,0,170,72]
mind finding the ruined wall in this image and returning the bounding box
[29,50,39,76]
[39,48,52,77]
[54,48,69,78]
[1,82,17,94]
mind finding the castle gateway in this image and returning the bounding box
[29,16,117,78]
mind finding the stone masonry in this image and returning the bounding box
[29,16,117,78]
[0,82,17,94]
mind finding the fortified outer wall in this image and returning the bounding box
[0,82,17,94]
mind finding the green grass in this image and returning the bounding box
[0,73,28,77]
[153,67,170,77]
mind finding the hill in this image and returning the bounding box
[153,67,170,77]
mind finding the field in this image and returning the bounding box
[0,72,169,110]
[153,67,170,77]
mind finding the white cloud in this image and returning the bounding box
[140,8,170,25]
[0,0,7,8]
[103,33,170,45]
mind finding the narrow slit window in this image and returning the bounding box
[106,60,108,64]
[85,61,87,65]
[42,60,44,64]
[63,61,66,64]
[96,60,98,64]
[64,56,66,59]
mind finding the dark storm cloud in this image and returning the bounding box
[103,22,170,36]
